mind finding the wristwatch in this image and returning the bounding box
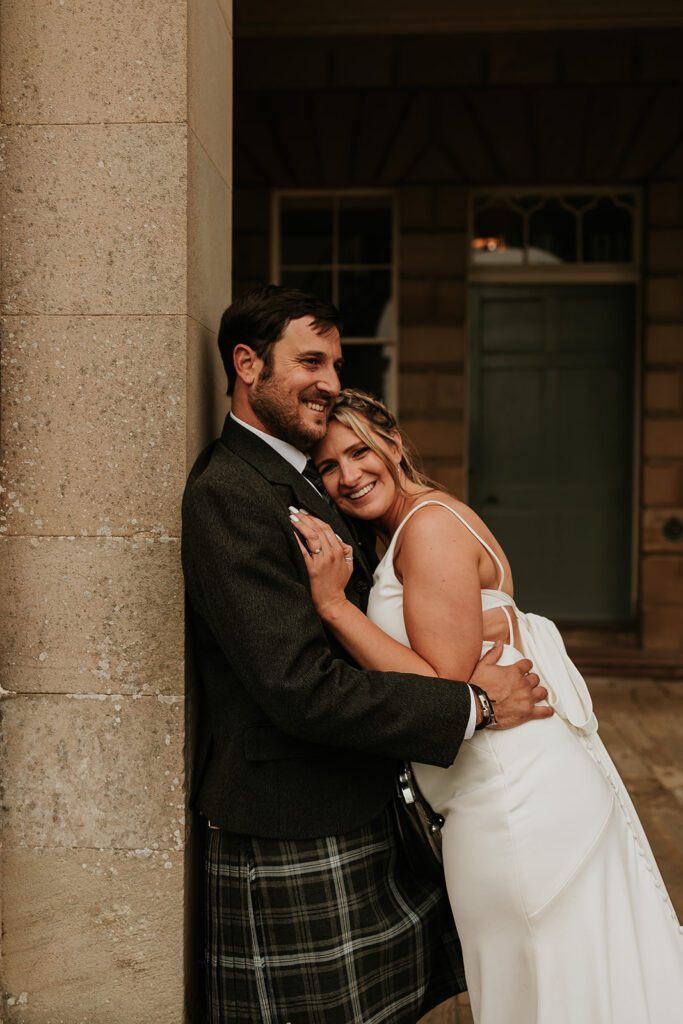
[471,684,498,730]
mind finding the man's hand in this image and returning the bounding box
[469,642,553,730]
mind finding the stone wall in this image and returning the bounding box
[0,2,231,1021]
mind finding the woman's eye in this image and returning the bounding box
[319,464,334,476]
[353,447,369,458]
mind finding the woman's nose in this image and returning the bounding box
[339,460,361,487]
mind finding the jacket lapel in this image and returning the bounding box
[220,416,374,583]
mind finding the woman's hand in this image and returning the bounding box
[289,508,355,619]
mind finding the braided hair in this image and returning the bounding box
[328,389,440,495]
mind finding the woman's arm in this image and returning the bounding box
[398,506,483,682]
[290,506,483,681]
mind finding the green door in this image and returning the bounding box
[468,285,635,622]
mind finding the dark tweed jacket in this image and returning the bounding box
[181,415,471,838]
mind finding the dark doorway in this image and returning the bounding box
[468,284,636,622]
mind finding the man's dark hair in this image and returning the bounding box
[217,284,342,395]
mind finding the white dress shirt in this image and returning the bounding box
[229,412,477,739]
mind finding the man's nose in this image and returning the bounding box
[316,363,341,397]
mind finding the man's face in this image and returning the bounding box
[248,317,343,450]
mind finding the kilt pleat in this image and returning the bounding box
[205,806,464,1024]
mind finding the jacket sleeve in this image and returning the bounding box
[182,473,471,768]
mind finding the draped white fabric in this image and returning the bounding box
[368,500,683,1023]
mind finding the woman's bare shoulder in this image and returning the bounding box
[397,492,483,554]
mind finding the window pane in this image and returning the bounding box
[339,198,392,264]
[339,270,392,337]
[472,201,524,264]
[529,198,577,263]
[280,269,333,304]
[280,198,333,265]
[582,198,632,263]
[340,343,390,401]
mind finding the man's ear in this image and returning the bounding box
[233,344,261,386]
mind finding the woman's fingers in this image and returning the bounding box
[293,532,312,562]
[289,508,344,556]
[289,509,322,553]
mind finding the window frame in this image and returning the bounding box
[468,185,641,284]
[271,188,399,410]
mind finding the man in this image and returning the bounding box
[182,285,550,1023]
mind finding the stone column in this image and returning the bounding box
[0,2,231,1021]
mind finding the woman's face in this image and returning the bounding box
[313,418,400,519]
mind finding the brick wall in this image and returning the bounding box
[642,181,683,650]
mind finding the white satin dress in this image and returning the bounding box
[367,500,683,1024]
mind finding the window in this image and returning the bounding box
[470,190,638,272]
[273,192,397,406]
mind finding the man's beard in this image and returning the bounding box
[249,375,328,451]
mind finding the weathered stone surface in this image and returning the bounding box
[0,0,186,125]
[189,0,232,184]
[186,317,229,467]
[643,463,683,507]
[0,536,182,695]
[646,324,683,364]
[399,418,464,459]
[429,462,465,498]
[2,847,183,1024]
[642,605,683,651]
[188,132,232,332]
[401,326,466,365]
[645,370,682,414]
[435,186,468,230]
[2,694,185,850]
[642,506,683,552]
[642,555,683,606]
[644,418,683,458]
[400,232,467,277]
[215,0,233,35]
[399,371,432,413]
[0,124,186,316]
[649,182,683,228]
[0,315,186,536]
[646,277,683,320]
[399,187,434,230]
[649,230,683,275]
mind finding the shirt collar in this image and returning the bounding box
[229,411,308,474]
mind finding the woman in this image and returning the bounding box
[290,388,683,1024]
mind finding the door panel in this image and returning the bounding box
[469,285,635,621]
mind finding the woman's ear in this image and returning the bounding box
[389,428,404,464]
[233,344,260,386]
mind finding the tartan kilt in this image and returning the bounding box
[205,804,465,1024]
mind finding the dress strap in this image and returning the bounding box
[391,500,506,590]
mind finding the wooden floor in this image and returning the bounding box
[420,678,683,1024]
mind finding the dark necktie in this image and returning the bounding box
[302,458,333,505]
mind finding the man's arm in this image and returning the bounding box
[182,473,472,768]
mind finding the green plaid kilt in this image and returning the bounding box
[205,805,465,1023]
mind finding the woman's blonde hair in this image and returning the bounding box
[328,389,439,495]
